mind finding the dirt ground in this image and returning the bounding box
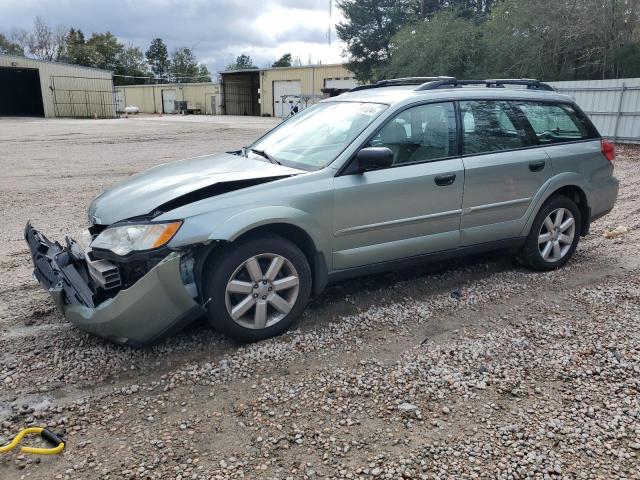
[0,116,638,480]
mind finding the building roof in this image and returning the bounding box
[0,54,113,74]
[219,63,350,75]
[114,82,219,88]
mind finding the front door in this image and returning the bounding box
[333,102,464,270]
[458,100,551,245]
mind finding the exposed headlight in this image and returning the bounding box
[91,221,182,256]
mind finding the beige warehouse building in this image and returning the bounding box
[114,83,222,115]
[220,63,358,117]
[0,54,114,118]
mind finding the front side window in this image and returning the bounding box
[368,102,457,165]
[460,100,529,155]
[513,102,594,144]
[249,101,387,170]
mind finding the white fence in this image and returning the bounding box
[548,78,640,143]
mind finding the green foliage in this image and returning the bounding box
[483,0,640,80]
[226,54,257,70]
[170,47,199,82]
[272,53,292,68]
[117,45,150,84]
[342,0,640,82]
[63,28,92,66]
[336,0,420,81]
[145,38,170,80]
[86,32,122,71]
[0,33,23,55]
[386,10,485,79]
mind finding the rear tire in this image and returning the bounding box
[203,235,312,342]
[520,195,581,271]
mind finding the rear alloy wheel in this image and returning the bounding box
[520,195,581,271]
[204,235,311,342]
[537,207,576,263]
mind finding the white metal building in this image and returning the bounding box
[0,54,115,118]
[219,64,358,118]
[114,83,222,115]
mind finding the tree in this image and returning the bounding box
[482,0,640,80]
[86,32,123,71]
[11,17,67,61]
[170,47,199,82]
[146,38,170,80]
[0,33,23,55]
[272,53,292,67]
[226,54,257,70]
[336,0,419,81]
[63,28,93,66]
[387,10,485,79]
[117,45,150,84]
[197,64,212,82]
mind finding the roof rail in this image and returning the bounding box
[349,76,455,92]
[415,78,554,91]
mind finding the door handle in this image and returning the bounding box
[529,161,546,172]
[434,173,456,186]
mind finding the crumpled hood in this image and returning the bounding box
[88,152,304,225]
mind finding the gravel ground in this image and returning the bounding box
[0,116,638,480]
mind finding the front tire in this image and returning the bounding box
[204,235,312,342]
[520,195,581,271]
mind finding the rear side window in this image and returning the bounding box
[460,100,530,155]
[512,102,596,144]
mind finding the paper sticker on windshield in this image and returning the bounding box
[357,103,383,116]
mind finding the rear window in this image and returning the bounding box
[512,102,597,144]
[460,100,530,155]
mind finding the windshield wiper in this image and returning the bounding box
[249,148,281,165]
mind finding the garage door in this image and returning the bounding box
[0,67,44,117]
[273,80,301,118]
[162,89,176,114]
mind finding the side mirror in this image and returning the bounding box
[355,147,394,172]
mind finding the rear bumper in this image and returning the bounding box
[25,223,204,345]
[589,176,619,223]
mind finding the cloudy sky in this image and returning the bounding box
[0,0,347,73]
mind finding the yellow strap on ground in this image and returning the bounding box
[0,427,65,455]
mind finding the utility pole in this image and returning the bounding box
[328,0,332,46]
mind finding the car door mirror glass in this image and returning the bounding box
[356,147,394,172]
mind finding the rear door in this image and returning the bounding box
[333,102,464,270]
[459,100,551,245]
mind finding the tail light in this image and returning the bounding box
[601,139,616,161]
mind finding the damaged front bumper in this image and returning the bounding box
[25,223,204,345]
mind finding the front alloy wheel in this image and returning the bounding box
[204,235,312,342]
[225,253,300,329]
[538,207,576,262]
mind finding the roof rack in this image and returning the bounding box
[349,76,455,92]
[415,78,555,91]
[350,77,554,92]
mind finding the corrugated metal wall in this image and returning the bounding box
[115,83,221,115]
[549,78,640,143]
[260,64,355,117]
[0,54,114,118]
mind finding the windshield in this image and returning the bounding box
[248,101,388,170]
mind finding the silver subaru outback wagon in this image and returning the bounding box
[25,77,619,345]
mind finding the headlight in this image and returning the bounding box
[91,221,182,256]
